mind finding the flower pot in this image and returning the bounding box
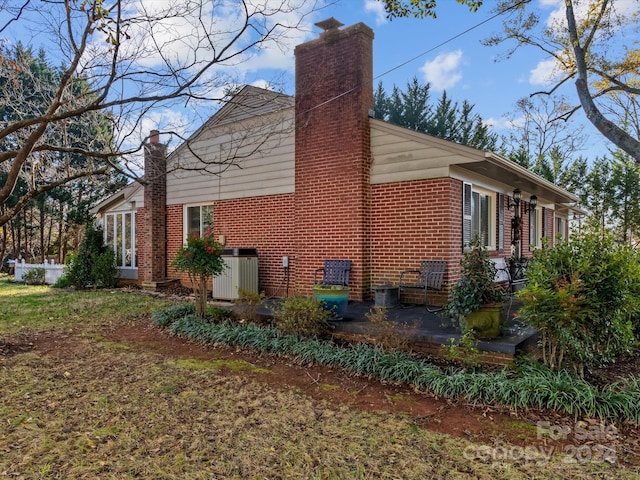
[313,286,349,320]
[463,304,502,338]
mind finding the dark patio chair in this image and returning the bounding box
[399,260,447,312]
[314,259,351,286]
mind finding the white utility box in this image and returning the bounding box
[212,248,259,300]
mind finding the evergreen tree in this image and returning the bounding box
[373,78,498,150]
[584,158,615,235]
[610,151,640,244]
[0,46,125,263]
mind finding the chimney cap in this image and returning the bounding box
[315,17,344,32]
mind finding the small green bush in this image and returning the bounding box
[171,228,224,319]
[23,268,45,285]
[52,274,72,289]
[65,223,119,289]
[208,306,232,322]
[271,296,330,337]
[446,330,481,368]
[517,231,638,375]
[234,289,267,324]
[91,248,118,288]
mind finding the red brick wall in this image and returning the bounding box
[166,204,185,284]
[160,196,296,296]
[294,22,374,300]
[141,138,167,282]
[142,175,540,298]
[214,194,295,296]
[370,178,463,301]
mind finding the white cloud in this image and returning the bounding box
[484,117,503,129]
[364,0,387,25]
[529,58,560,86]
[82,0,318,87]
[505,115,526,130]
[544,0,637,31]
[420,50,463,90]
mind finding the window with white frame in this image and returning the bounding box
[104,211,136,267]
[184,204,214,239]
[463,183,495,249]
[529,207,542,249]
[555,216,566,241]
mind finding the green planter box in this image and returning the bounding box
[313,286,349,320]
[464,304,502,338]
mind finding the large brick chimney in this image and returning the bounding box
[141,130,167,284]
[294,19,374,300]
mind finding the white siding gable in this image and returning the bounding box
[166,87,295,205]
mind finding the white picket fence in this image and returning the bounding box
[13,259,65,285]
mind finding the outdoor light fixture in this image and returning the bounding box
[509,189,537,213]
[513,188,522,203]
[524,194,538,214]
[508,188,522,210]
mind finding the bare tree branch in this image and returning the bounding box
[0,0,323,227]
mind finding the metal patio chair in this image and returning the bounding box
[314,259,351,287]
[398,260,447,312]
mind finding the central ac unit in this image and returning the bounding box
[212,249,259,300]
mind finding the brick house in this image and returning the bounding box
[92,18,579,303]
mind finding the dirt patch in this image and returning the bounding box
[99,321,640,466]
[0,336,35,357]
[587,348,640,388]
[4,316,636,470]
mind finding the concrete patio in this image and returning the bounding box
[257,297,538,365]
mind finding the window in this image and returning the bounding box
[462,183,495,249]
[556,216,566,241]
[529,207,541,249]
[104,211,136,268]
[185,204,214,238]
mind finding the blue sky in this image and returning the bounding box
[308,0,615,160]
[0,0,633,161]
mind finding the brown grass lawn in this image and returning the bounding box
[1,280,639,479]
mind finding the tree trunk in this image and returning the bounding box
[565,3,640,162]
[196,275,208,319]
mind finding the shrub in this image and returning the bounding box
[91,248,118,288]
[234,289,267,324]
[208,306,233,322]
[65,223,119,289]
[271,296,330,337]
[445,330,481,368]
[517,231,638,375]
[52,274,72,288]
[23,268,45,285]
[365,305,411,351]
[171,227,224,319]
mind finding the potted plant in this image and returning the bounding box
[441,237,505,338]
[313,283,350,320]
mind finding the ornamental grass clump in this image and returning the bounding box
[171,227,225,319]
